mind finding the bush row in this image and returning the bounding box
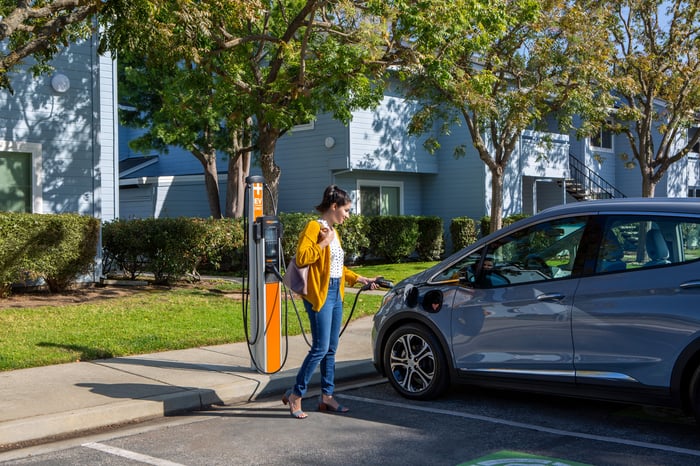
[102,217,244,283]
[101,214,459,282]
[0,213,100,296]
[3,211,528,294]
[280,213,446,264]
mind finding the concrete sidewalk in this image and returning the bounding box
[0,314,378,452]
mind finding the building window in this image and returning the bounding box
[292,121,314,131]
[590,125,613,151]
[689,127,699,153]
[358,181,402,216]
[689,187,700,198]
[0,142,42,213]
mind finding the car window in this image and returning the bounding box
[594,215,700,274]
[480,216,588,287]
[431,250,483,284]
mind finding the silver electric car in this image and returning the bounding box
[372,198,700,421]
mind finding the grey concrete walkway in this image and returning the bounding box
[0,313,378,452]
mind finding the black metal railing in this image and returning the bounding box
[566,155,626,200]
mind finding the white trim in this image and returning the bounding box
[0,140,43,213]
[356,179,404,215]
[119,173,227,187]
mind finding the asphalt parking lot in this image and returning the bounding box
[4,379,699,465]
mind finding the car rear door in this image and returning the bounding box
[572,214,700,390]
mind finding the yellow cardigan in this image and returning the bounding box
[295,219,359,311]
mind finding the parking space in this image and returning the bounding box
[5,380,700,465]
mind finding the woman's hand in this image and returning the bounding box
[358,276,380,289]
[317,227,334,248]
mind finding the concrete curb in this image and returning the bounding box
[0,315,380,451]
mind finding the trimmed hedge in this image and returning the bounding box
[416,216,444,261]
[102,217,244,283]
[480,214,530,237]
[278,212,317,263]
[0,213,99,294]
[450,216,479,253]
[335,213,371,264]
[279,212,370,265]
[1,210,522,295]
[367,215,420,263]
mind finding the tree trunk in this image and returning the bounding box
[225,150,250,218]
[192,147,222,219]
[225,123,252,218]
[489,168,504,233]
[641,176,656,198]
[258,126,282,214]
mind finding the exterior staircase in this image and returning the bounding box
[560,155,626,201]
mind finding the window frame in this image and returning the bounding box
[590,125,614,152]
[356,180,404,216]
[689,126,700,154]
[0,141,42,213]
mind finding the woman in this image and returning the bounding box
[282,185,378,419]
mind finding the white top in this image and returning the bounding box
[319,219,344,278]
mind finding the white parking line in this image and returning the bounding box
[82,442,186,466]
[342,394,700,458]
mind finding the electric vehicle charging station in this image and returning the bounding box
[243,176,394,374]
[245,175,282,373]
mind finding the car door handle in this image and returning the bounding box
[536,293,565,302]
[680,280,700,289]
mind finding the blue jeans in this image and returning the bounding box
[293,278,343,397]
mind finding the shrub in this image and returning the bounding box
[102,219,147,279]
[279,212,369,265]
[0,213,29,295]
[480,214,530,237]
[141,218,206,283]
[279,212,317,262]
[367,215,419,263]
[197,217,245,273]
[416,216,444,261]
[37,215,100,292]
[450,216,478,253]
[336,214,370,264]
[102,217,244,283]
[0,213,99,293]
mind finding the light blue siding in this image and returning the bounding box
[349,95,437,174]
[0,37,119,280]
[276,114,351,213]
[0,37,117,221]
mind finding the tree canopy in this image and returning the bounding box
[391,0,614,232]
[0,0,106,91]
[595,0,700,197]
[108,0,394,215]
[6,1,699,224]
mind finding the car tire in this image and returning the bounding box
[383,323,449,400]
[689,365,700,424]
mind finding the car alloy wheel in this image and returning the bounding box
[383,323,448,400]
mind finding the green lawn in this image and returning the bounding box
[0,262,437,371]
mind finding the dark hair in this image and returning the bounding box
[315,185,351,213]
